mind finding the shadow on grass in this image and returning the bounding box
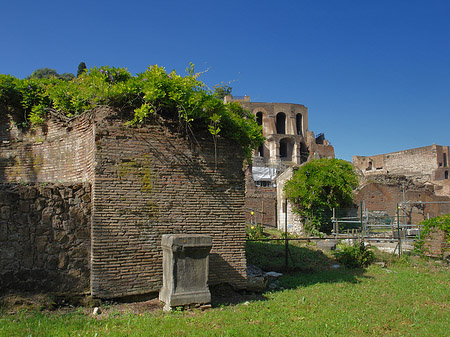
[246,241,373,291]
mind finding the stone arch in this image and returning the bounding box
[296,113,302,136]
[276,112,286,134]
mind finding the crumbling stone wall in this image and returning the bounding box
[91,117,247,298]
[0,183,91,293]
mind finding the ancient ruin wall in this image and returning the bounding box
[353,145,447,180]
[91,118,247,298]
[0,183,91,294]
[0,115,95,183]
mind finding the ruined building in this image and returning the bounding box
[226,96,335,230]
[353,144,450,224]
[353,144,450,197]
[0,108,248,297]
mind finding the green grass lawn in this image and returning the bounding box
[1,242,449,336]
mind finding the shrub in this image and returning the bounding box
[334,241,375,268]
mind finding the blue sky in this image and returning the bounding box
[1,0,449,161]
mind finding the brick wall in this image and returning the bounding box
[0,183,91,293]
[0,114,95,183]
[423,230,450,258]
[91,116,247,298]
[355,179,450,222]
[244,167,277,227]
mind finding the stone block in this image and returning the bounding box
[159,234,212,311]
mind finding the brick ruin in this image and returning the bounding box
[229,96,335,229]
[0,108,247,297]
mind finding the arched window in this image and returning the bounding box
[276,112,286,134]
[296,113,302,136]
[445,171,449,179]
[279,138,292,161]
[256,111,263,126]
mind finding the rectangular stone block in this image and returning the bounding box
[159,234,212,310]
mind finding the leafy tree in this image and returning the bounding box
[26,68,74,81]
[213,82,232,99]
[27,68,60,79]
[77,62,87,77]
[60,73,75,81]
[283,158,359,234]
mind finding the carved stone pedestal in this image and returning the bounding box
[159,234,212,311]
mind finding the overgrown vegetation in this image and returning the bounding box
[0,64,264,159]
[283,158,359,234]
[334,241,375,268]
[414,214,450,256]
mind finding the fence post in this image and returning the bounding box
[285,200,288,268]
[360,201,364,237]
[397,203,402,256]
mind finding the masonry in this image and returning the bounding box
[0,108,248,297]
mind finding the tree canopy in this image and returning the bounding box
[26,68,75,81]
[0,64,263,159]
[283,158,359,234]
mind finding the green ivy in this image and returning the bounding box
[414,214,450,255]
[0,64,264,160]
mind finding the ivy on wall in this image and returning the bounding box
[0,64,264,159]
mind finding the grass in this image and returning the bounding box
[1,241,450,336]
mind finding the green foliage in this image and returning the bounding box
[414,214,450,255]
[283,158,359,234]
[334,241,375,268]
[77,62,87,77]
[0,64,264,158]
[26,68,75,81]
[213,82,232,99]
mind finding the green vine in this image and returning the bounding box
[0,64,264,160]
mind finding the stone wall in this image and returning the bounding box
[91,116,247,298]
[0,183,91,294]
[353,144,449,183]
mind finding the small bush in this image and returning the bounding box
[334,241,375,268]
[246,224,264,240]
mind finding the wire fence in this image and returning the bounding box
[248,201,450,266]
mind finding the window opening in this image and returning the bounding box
[276,112,286,134]
[296,113,302,135]
[256,111,263,126]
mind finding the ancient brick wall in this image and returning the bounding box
[91,117,247,298]
[0,115,95,183]
[423,230,449,258]
[355,180,450,223]
[0,183,91,294]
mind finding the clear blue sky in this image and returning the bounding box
[1,0,449,161]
